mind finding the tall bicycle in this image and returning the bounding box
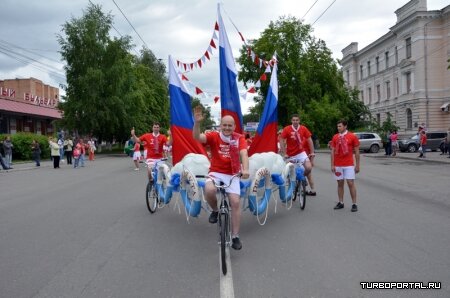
[286,158,307,210]
[145,158,170,213]
[196,173,241,275]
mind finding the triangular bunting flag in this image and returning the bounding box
[183,64,187,71]
[247,86,256,93]
[177,60,180,67]
[205,51,210,60]
[210,39,216,49]
[190,63,194,69]
[198,59,202,68]
[255,56,260,66]
[181,74,189,81]
[215,21,219,31]
[195,87,203,95]
[240,91,247,100]
[207,46,213,54]
[251,51,256,62]
[201,56,207,64]
[259,59,263,68]
[260,73,267,81]
[214,96,220,103]
[212,31,218,40]
[265,64,271,73]
[255,80,261,88]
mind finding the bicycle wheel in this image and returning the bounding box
[299,179,307,210]
[293,180,300,202]
[146,182,158,213]
[220,212,228,275]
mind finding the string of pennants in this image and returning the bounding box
[174,15,278,102]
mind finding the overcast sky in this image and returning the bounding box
[1,0,448,122]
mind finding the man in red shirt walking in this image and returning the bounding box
[279,114,314,177]
[193,106,249,250]
[330,119,360,212]
[418,130,427,158]
[131,122,169,181]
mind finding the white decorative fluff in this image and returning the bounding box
[171,153,210,177]
[248,152,285,179]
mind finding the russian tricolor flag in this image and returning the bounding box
[248,58,278,156]
[168,55,207,164]
[218,4,244,134]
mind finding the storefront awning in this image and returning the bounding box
[0,98,62,119]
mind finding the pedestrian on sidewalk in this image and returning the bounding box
[49,137,61,169]
[64,137,73,165]
[31,140,41,167]
[391,130,399,157]
[2,136,14,168]
[418,130,427,158]
[330,119,360,212]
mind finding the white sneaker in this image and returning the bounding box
[134,168,140,171]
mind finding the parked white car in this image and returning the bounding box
[354,132,383,153]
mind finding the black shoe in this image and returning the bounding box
[334,202,344,209]
[231,237,242,250]
[208,211,218,224]
[351,204,358,212]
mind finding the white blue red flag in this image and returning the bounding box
[248,58,278,156]
[168,55,207,164]
[218,4,244,134]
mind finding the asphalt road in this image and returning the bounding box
[0,153,449,298]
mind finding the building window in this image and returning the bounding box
[368,87,372,104]
[395,77,399,96]
[395,46,398,64]
[406,72,412,93]
[406,37,412,59]
[360,65,363,79]
[385,51,389,69]
[406,108,412,129]
[367,61,371,76]
[376,57,379,73]
[376,84,381,102]
[360,90,364,102]
[386,81,391,99]
[346,70,350,84]
[376,113,381,125]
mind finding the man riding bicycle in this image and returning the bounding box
[279,113,314,177]
[131,122,170,181]
[193,106,249,250]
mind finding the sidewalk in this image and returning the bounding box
[0,153,119,173]
[317,148,450,164]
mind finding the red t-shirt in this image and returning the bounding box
[420,134,427,145]
[139,133,167,159]
[133,143,140,152]
[280,125,312,157]
[331,132,360,167]
[205,132,247,175]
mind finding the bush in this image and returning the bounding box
[0,133,51,160]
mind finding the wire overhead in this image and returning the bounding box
[312,0,337,26]
[111,0,149,49]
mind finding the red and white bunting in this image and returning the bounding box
[265,64,271,73]
[210,39,216,49]
[247,86,256,93]
[260,73,267,81]
[195,87,203,95]
[255,80,261,88]
[181,74,189,81]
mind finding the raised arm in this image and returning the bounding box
[192,106,207,144]
[130,127,141,143]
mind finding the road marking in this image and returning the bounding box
[220,246,235,298]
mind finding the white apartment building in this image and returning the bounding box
[341,0,450,134]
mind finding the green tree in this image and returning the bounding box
[237,16,367,142]
[57,3,168,142]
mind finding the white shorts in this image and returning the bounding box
[133,151,141,160]
[334,166,356,180]
[207,172,241,195]
[146,158,162,169]
[288,151,309,164]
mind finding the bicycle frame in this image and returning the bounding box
[146,159,172,205]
